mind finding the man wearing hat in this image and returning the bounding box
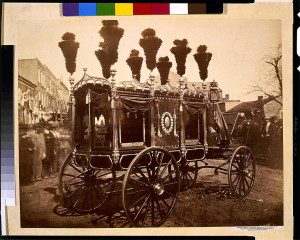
[42,128,56,178]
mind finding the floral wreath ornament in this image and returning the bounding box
[161,111,174,135]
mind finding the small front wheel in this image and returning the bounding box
[122,147,180,227]
[228,146,256,198]
[179,161,198,191]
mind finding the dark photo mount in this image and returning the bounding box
[293,1,300,240]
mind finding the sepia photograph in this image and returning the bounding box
[17,17,284,229]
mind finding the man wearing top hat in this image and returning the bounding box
[42,128,56,178]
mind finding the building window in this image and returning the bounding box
[37,69,41,83]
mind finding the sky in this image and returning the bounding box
[18,17,281,101]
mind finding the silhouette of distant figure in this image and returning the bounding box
[42,129,56,178]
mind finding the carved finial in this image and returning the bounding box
[149,74,155,84]
[69,75,75,86]
[110,68,117,79]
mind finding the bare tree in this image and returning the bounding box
[250,44,282,106]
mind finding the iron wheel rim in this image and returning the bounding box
[122,147,180,227]
[228,146,256,198]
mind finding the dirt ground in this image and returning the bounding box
[20,160,283,228]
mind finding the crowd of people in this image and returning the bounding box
[233,112,283,168]
[19,124,71,185]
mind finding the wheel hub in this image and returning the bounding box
[152,182,164,195]
[243,169,251,177]
[84,173,97,185]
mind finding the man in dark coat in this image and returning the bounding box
[19,128,35,185]
[42,128,56,178]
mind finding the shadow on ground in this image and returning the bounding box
[51,182,239,228]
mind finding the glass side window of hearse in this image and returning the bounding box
[81,109,90,147]
[185,111,204,145]
[120,110,144,146]
[93,106,111,148]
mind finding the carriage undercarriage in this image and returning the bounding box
[58,145,256,227]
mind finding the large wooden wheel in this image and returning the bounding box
[58,152,116,213]
[228,146,256,198]
[179,161,198,191]
[122,147,180,227]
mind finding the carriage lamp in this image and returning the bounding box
[209,80,220,102]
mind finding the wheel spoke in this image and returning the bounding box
[160,197,170,209]
[146,166,152,179]
[245,174,254,181]
[155,152,164,177]
[164,181,178,187]
[129,177,149,187]
[129,191,150,209]
[142,197,151,226]
[162,168,177,181]
[93,169,101,175]
[238,179,242,195]
[158,160,172,178]
[182,173,187,187]
[234,175,242,193]
[164,190,175,197]
[186,172,193,181]
[134,194,151,221]
[232,163,239,169]
[231,174,240,185]
[67,162,82,173]
[126,188,149,195]
[151,197,155,225]
[95,171,114,179]
[155,198,164,219]
[82,185,90,210]
[103,181,114,192]
[185,173,189,185]
[65,185,83,198]
[133,172,144,180]
[93,184,103,199]
[244,176,250,189]
[135,168,148,180]
[74,186,86,208]
[67,179,85,186]
[241,176,246,194]
[244,161,253,170]
[63,172,84,179]
[230,170,239,175]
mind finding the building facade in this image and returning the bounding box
[18,58,69,124]
[227,95,282,121]
[18,75,38,125]
[222,94,241,112]
[263,97,283,120]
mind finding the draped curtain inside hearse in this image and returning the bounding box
[118,95,152,148]
[184,101,206,145]
[74,89,112,150]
